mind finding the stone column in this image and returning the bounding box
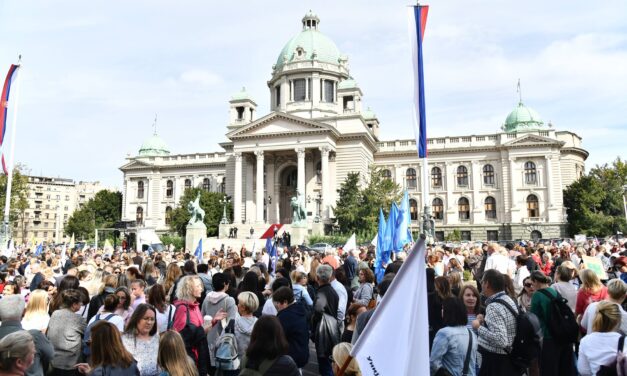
[509,158,516,208]
[545,155,553,207]
[305,78,310,101]
[233,152,242,224]
[266,155,275,223]
[296,148,306,196]
[255,150,264,223]
[320,146,330,219]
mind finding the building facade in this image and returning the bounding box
[14,176,103,245]
[120,12,588,241]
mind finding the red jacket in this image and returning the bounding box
[171,300,203,332]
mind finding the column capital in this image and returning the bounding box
[254,150,264,159]
[295,148,306,158]
[319,146,331,156]
[234,152,242,161]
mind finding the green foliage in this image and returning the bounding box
[0,164,30,239]
[169,188,232,237]
[564,158,627,236]
[333,167,401,235]
[308,231,375,246]
[65,190,122,240]
[160,234,184,249]
[445,229,462,242]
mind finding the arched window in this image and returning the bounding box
[202,178,211,191]
[432,198,443,220]
[458,197,470,220]
[165,206,172,225]
[137,181,144,199]
[524,161,537,184]
[220,177,225,193]
[457,166,468,187]
[485,196,496,219]
[409,199,418,220]
[316,162,322,184]
[431,167,442,188]
[483,164,495,185]
[530,230,542,241]
[381,169,392,180]
[166,180,173,198]
[406,168,417,189]
[136,207,144,225]
[527,194,539,218]
[184,179,192,190]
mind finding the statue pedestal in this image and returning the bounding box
[291,226,308,246]
[185,223,207,253]
[311,222,324,236]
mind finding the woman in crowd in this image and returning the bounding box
[141,260,159,286]
[513,255,531,295]
[122,303,160,376]
[239,315,300,376]
[551,263,578,312]
[459,284,482,331]
[49,275,79,313]
[238,271,265,318]
[578,301,623,375]
[148,284,174,333]
[112,286,135,324]
[157,331,198,376]
[75,321,140,375]
[517,276,535,312]
[576,269,608,324]
[342,303,367,343]
[430,297,477,376]
[47,289,87,376]
[353,268,374,307]
[0,331,36,376]
[447,257,464,277]
[541,253,553,277]
[88,294,125,332]
[448,272,463,297]
[289,271,313,308]
[21,289,50,333]
[234,291,259,361]
[331,342,361,376]
[163,264,182,299]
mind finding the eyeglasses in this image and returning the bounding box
[524,283,533,288]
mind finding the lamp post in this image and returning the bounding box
[622,185,627,225]
[220,195,231,225]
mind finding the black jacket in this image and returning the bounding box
[311,284,340,357]
[87,287,116,322]
[0,321,55,376]
[277,303,309,367]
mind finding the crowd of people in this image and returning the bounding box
[0,236,625,376]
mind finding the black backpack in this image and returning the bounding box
[82,313,115,357]
[537,289,579,344]
[493,299,542,370]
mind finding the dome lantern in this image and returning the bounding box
[302,10,320,31]
[503,101,548,133]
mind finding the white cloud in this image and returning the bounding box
[179,69,223,86]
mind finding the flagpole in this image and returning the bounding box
[2,59,22,248]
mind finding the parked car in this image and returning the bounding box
[309,243,335,253]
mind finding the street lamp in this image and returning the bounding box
[622,185,627,225]
[220,195,231,225]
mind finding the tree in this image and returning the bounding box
[564,158,627,236]
[65,190,122,239]
[333,172,363,232]
[0,164,29,238]
[169,188,232,237]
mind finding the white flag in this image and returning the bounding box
[351,239,429,375]
[343,233,357,253]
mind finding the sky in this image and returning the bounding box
[1,1,626,189]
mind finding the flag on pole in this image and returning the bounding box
[69,233,75,249]
[408,4,429,159]
[35,243,43,256]
[351,240,430,375]
[60,243,67,263]
[265,236,276,275]
[343,233,357,254]
[394,190,412,251]
[0,64,20,175]
[375,208,387,283]
[194,238,203,263]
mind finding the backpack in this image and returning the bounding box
[167,303,208,376]
[493,299,542,371]
[598,335,627,376]
[238,356,277,376]
[82,313,115,357]
[537,289,579,344]
[294,289,313,324]
[215,319,240,371]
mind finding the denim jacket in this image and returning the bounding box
[430,326,477,376]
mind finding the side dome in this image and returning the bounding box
[503,102,547,133]
[138,134,170,157]
[275,11,341,68]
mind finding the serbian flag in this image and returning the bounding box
[408,5,429,159]
[0,64,20,174]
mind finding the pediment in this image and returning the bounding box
[502,134,564,147]
[227,112,338,140]
[119,159,154,171]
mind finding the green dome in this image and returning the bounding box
[138,134,170,157]
[503,102,547,133]
[231,87,254,101]
[338,78,358,90]
[362,107,376,120]
[275,12,341,68]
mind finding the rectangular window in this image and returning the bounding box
[435,231,445,242]
[343,96,354,111]
[275,86,281,108]
[487,230,499,241]
[293,79,306,101]
[322,80,334,102]
[461,231,471,241]
[236,106,244,120]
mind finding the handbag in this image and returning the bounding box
[598,335,626,376]
[435,328,473,376]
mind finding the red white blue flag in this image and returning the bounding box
[408,5,429,158]
[0,64,20,175]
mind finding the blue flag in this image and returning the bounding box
[266,237,277,275]
[35,243,43,256]
[394,190,411,252]
[375,208,387,283]
[194,238,203,263]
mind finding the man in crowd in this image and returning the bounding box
[273,286,309,370]
[312,264,340,376]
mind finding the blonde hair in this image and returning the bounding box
[158,331,199,376]
[23,289,49,321]
[176,276,200,302]
[580,269,603,293]
[592,301,621,333]
[237,291,259,314]
[290,270,307,284]
[332,342,361,376]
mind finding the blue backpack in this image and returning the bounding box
[82,313,116,357]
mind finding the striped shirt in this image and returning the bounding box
[477,292,517,355]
